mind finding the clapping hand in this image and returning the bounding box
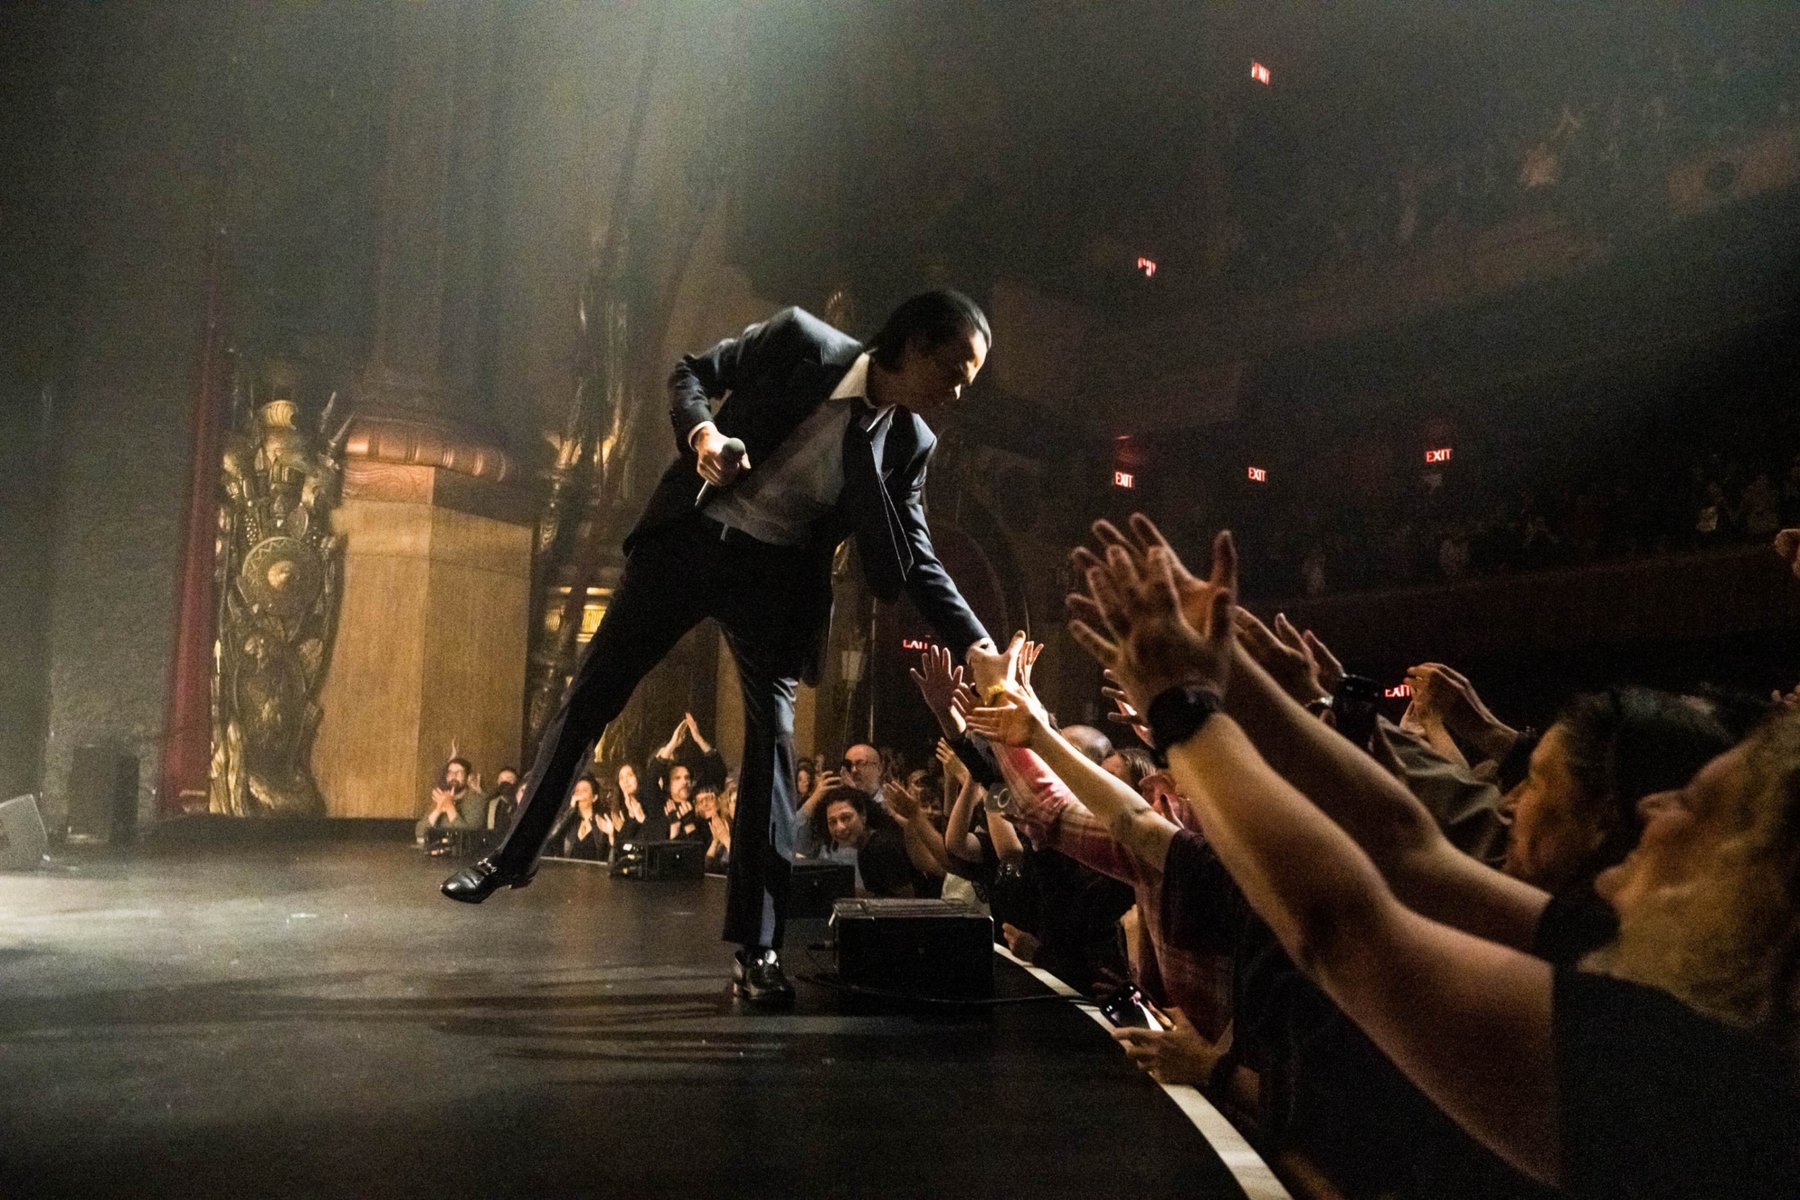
[882,780,923,823]
[1066,516,1237,717]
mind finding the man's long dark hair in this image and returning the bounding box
[865,289,992,370]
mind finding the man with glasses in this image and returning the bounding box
[442,291,1000,1007]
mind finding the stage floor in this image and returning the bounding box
[0,837,1271,1198]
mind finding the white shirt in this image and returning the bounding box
[697,352,892,546]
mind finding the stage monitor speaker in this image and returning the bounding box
[67,746,138,845]
[788,861,856,920]
[831,898,994,1001]
[0,795,48,870]
[610,839,706,880]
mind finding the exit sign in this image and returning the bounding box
[1246,466,1268,483]
[1425,447,1453,464]
[1113,470,1135,489]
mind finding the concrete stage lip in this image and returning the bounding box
[0,841,1278,1199]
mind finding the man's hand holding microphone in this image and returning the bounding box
[692,423,750,506]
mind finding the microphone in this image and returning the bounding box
[694,437,747,509]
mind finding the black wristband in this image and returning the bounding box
[1145,684,1222,754]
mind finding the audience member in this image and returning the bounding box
[414,755,485,846]
[795,784,916,897]
[555,774,609,861]
[1068,514,1800,1198]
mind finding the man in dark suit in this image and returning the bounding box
[442,290,999,1005]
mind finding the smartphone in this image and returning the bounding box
[1333,673,1381,748]
[1098,983,1159,1030]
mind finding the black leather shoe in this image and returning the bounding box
[732,948,795,1007]
[440,858,534,904]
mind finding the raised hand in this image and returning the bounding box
[968,631,1026,700]
[1018,640,1045,697]
[1404,662,1516,759]
[1067,518,1237,716]
[909,645,969,734]
[1302,628,1345,694]
[1101,670,1153,746]
[882,780,923,822]
[1234,607,1328,705]
[1070,514,1233,635]
[935,738,969,785]
[964,685,1050,749]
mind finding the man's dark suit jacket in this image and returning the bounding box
[626,307,988,681]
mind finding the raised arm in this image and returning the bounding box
[1075,517,1548,952]
[938,741,985,865]
[1071,523,1562,1188]
[883,780,950,878]
[966,686,1177,877]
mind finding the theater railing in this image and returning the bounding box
[1270,544,1800,665]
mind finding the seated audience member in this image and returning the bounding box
[608,762,653,845]
[647,712,729,809]
[794,757,817,805]
[554,774,610,861]
[483,767,520,832]
[795,785,915,897]
[414,756,485,845]
[839,742,886,800]
[1071,515,1800,1199]
[696,786,730,873]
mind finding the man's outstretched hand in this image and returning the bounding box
[967,632,1024,701]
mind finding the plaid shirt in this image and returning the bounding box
[996,746,1235,1039]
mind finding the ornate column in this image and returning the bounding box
[311,0,531,818]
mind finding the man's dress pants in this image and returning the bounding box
[491,512,823,948]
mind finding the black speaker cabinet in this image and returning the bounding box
[788,861,856,919]
[66,746,138,845]
[830,898,994,1001]
[609,839,706,880]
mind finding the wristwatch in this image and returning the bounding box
[1146,684,1222,754]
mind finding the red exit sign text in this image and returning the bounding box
[1113,470,1135,489]
[1246,466,1268,483]
[1424,447,1453,464]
